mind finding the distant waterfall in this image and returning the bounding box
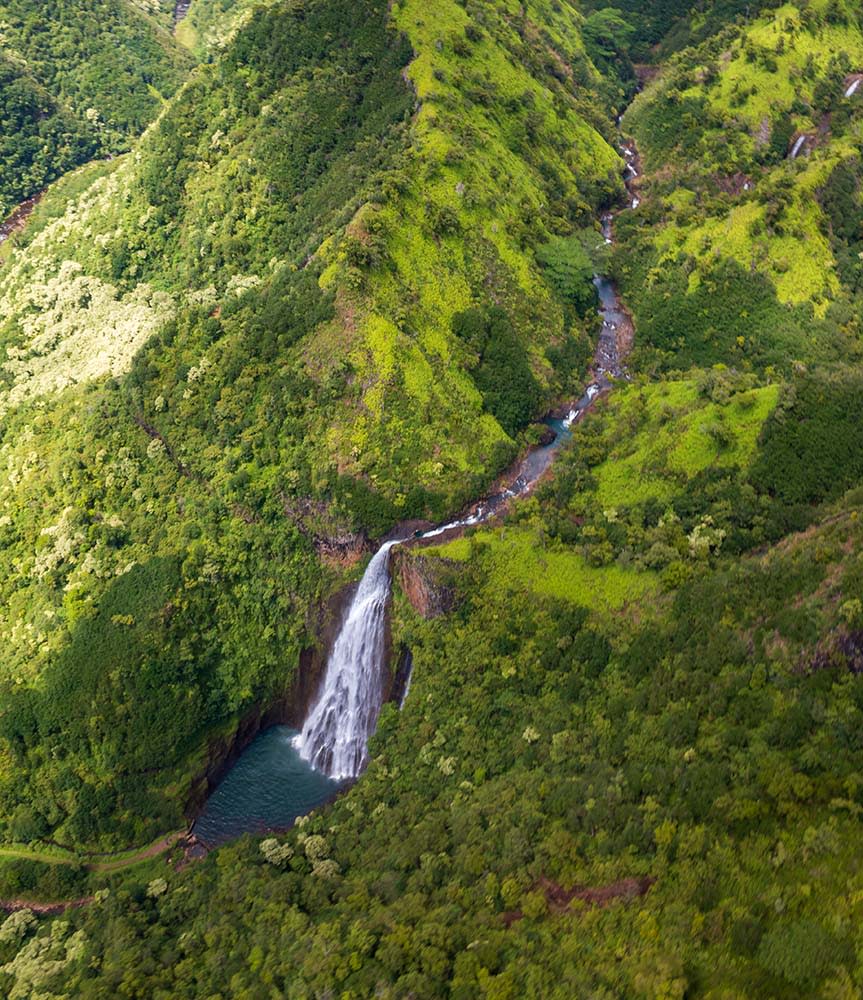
[789,135,807,159]
[294,540,398,779]
[173,0,191,25]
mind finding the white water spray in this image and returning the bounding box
[789,135,807,159]
[294,540,399,779]
[846,79,861,98]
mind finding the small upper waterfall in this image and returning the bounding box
[294,540,399,779]
[789,134,808,159]
[846,78,861,98]
[173,0,191,25]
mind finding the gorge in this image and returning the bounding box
[4,1,863,994]
[190,131,639,844]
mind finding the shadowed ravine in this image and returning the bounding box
[191,136,640,843]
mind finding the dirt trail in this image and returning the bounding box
[503,875,655,926]
[0,832,187,915]
[0,896,93,916]
[88,831,185,872]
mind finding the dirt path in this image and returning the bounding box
[0,830,185,874]
[0,832,187,915]
[88,831,185,872]
[0,896,94,916]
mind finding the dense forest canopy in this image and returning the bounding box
[0,0,862,996]
[0,0,195,214]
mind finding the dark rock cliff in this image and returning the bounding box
[184,581,358,822]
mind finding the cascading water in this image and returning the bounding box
[789,134,808,159]
[173,0,191,25]
[293,134,640,785]
[294,540,399,779]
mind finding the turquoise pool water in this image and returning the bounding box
[192,726,343,846]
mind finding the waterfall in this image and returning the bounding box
[294,540,399,779]
[789,135,807,159]
[294,134,640,785]
[846,79,861,98]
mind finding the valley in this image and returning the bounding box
[0,0,863,997]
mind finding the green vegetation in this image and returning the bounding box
[0,0,195,215]
[591,375,780,507]
[620,0,863,371]
[0,0,418,850]
[429,527,658,609]
[175,0,269,55]
[0,53,96,216]
[2,0,863,996]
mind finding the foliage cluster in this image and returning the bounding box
[0,0,194,214]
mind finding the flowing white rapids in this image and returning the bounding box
[294,540,399,779]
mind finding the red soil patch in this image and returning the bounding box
[0,896,93,916]
[503,875,655,926]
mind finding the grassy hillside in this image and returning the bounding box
[0,0,622,849]
[5,2,863,998]
[618,0,863,370]
[175,0,269,55]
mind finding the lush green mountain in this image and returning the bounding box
[0,0,197,216]
[619,0,863,371]
[2,0,863,997]
[0,0,618,851]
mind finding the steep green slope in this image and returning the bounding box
[0,0,415,849]
[2,3,863,998]
[0,0,194,138]
[618,0,863,370]
[0,0,620,848]
[0,52,97,216]
[0,0,195,215]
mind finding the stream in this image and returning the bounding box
[191,134,639,847]
[173,0,192,27]
[0,193,42,248]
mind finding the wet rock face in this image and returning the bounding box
[395,552,457,619]
[184,581,357,821]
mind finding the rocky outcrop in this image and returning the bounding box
[394,550,457,619]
